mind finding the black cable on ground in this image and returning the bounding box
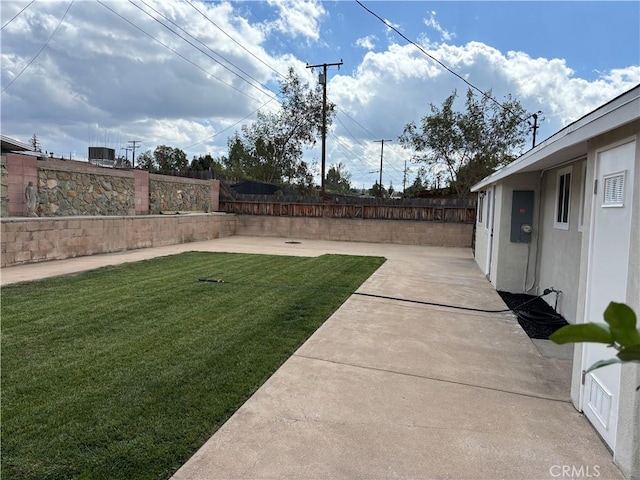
[354,292,517,313]
[195,278,559,319]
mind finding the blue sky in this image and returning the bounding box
[1,1,639,190]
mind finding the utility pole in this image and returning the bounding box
[306,60,343,196]
[375,139,392,197]
[121,147,132,166]
[128,140,141,169]
[403,159,407,195]
[30,134,40,152]
[529,111,542,149]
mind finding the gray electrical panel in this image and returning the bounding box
[510,190,534,243]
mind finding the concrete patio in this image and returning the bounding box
[0,237,622,479]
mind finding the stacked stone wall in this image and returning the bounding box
[38,169,134,216]
[149,175,210,214]
[2,154,220,217]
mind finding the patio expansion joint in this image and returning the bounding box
[293,353,572,405]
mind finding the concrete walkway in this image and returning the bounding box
[1,237,621,479]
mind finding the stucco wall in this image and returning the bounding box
[535,159,586,323]
[234,215,474,247]
[1,214,235,267]
[490,171,541,293]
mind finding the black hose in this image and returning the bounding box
[353,291,547,314]
[195,278,563,321]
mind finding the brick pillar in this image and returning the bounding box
[210,179,220,212]
[134,169,150,215]
[6,154,38,217]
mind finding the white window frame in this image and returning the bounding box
[578,161,587,232]
[485,188,492,231]
[554,166,572,230]
[477,192,484,224]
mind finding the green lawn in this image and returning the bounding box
[1,251,385,480]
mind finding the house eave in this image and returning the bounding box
[471,85,640,192]
[1,134,33,153]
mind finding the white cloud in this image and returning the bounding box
[355,35,377,51]
[423,10,455,42]
[327,40,640,188]
[265,0,326,41]
[1,0,637,192]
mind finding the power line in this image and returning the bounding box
[183,98,276,150]
[130,0,278,102]
[184,0,286,80]
[354,0,527,123]
[96,0,264,103]
[1,0,34,31]
[1,0,74,94]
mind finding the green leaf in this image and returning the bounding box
[603,302,640,347]
[549,323,613,345]
[617,345,640,362]
[585,358,622,374]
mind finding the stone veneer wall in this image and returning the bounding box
[38,168,134,216]
[2,154,219,217]
[149,175,210,214]
[1,214,235,267]
[234,215,473,247]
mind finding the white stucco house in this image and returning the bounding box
[472,85,639,479]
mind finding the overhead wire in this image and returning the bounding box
[183,97,276,150]
[184,0,286,80]
[1,0,74,94]
[96,0,265,103]
[1,0,34,31]
[354,0,530,124]
[130,0,278,102]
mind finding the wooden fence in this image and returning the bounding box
[219,200,476,223]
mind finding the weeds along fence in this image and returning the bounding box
[220,195,476,223]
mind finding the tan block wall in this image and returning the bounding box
[233,215,473,247]
[1,214,235,267]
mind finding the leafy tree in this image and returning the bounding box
[227,67,333,187]
[403,175,424,198]
[137,150,154,170]
[399,88,530,199]
[190,154,213,171]
[325,162,352,194]
[368,181,387,198]
[190,154,226,175]
[154,145,188,171]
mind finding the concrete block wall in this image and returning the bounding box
[234,215,473,247]
[1,214,235,267]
